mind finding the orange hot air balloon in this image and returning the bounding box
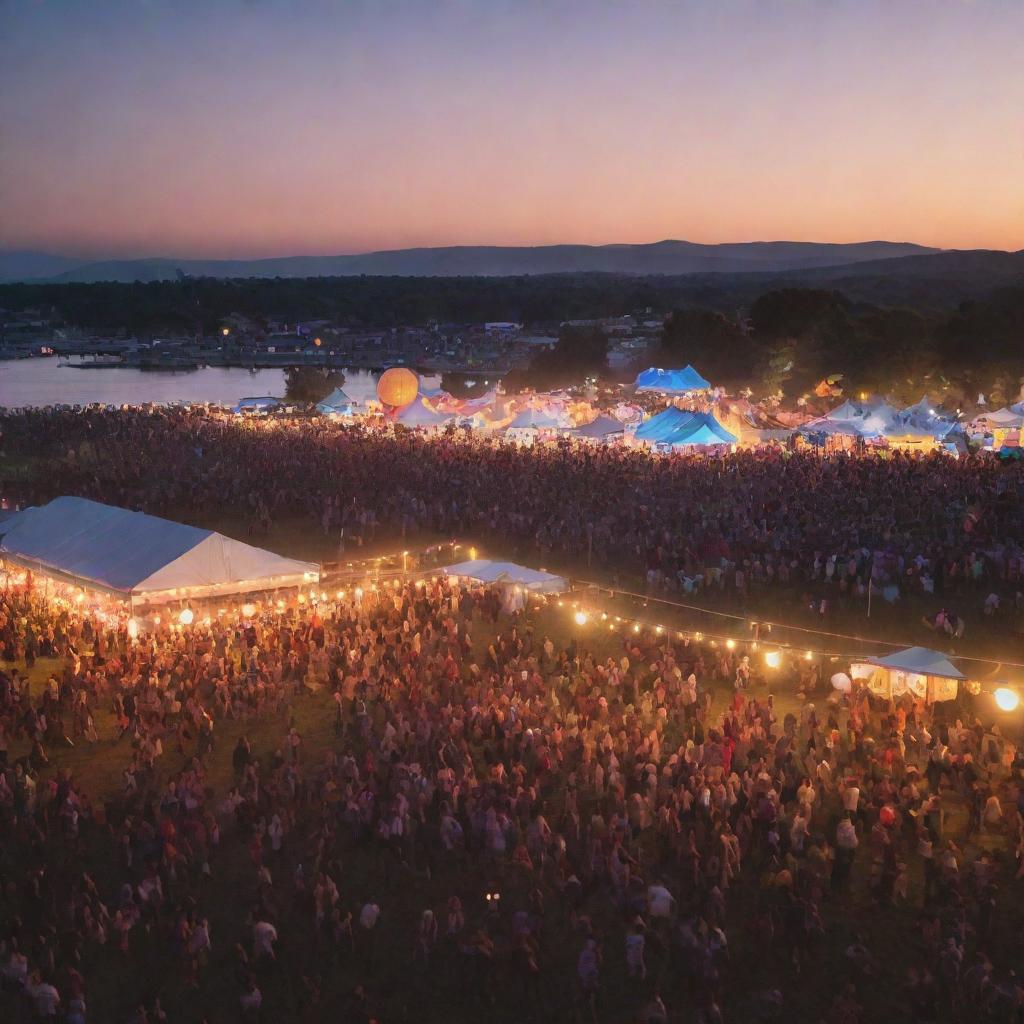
[376,367,419,408]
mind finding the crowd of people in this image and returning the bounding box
[4,407,1024,631]
[1,564,1024,1022]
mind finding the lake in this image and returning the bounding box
[0,360,442,409]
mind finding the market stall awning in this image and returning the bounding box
[868,646,964,679]
[0,497,319,601]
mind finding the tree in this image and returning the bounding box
[284,367,344,404]
[659,308,749,383]
[519,325,608,389]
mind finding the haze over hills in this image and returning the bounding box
[0,239,942,284]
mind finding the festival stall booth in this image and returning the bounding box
[568,413,626,445]
[885,396,960,453]
[633,408,737,452]
[854,646,964,706]
[503,408,567,446]
[801,396,961,454]
[316,387,358,417]
[635,365,712,395]
[232,396,282,416]
[0,497,320,620]
[968,407,1024,450]
[394,396,453,432]
[442,558,568,613]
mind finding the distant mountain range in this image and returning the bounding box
[0,239,946,283]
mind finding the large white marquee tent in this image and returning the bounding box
[0,497,319,604]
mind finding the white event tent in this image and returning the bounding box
[0,497,319,605]
[443,558,567,611]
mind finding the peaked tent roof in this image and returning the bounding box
[662,413,738,446]
[868,646,964,679]
[442,559,567,593]
[635,365,711,393]
[316,387,355,413]
[395,396,451,428]
[507,408,563,430]
[635,408,736,446]
[974,407,1024,427]
[634,406,695,441]
[0,497,318,599]
[570,414,626,439]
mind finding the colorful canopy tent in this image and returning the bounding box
[315,387,357,416]
[862,646,964,703]
[443,558,568,612]
[0,497,319,604]
[635,365,712,394]
[569,414,626,442]
[395,396,452,429]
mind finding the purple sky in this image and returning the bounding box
[2,0,1022,257]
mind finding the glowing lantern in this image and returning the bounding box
[127,618,139,639]
[178,608,194,626]
[376,367,419,408]
[726,639,736,650]
[574,611,588,627]
[242,603,256,618]
[879,805,896,827]
[764,650,781,669]
[995,688,1019,712]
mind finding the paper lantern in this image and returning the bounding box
[879,805,896,827]
[377,367,419,408]
[178,608,194,626]
[241,603,256,618]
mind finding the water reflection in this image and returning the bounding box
[0,362,445,409]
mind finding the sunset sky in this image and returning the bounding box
[2,0,1022,258]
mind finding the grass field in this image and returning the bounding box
[2,585,1019,1024]
[3,490,1024,1021]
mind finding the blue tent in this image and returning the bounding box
[635,365,712,394]
[635,408,736,446]
[868,646,964,679]
[316,387,356,416]
[663,414,738,446]
[634,406,695,441]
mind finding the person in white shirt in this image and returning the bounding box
[359,901,381,931]
[253,919,277,960]
[647,883,674,920]
[29,977,61,1018]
